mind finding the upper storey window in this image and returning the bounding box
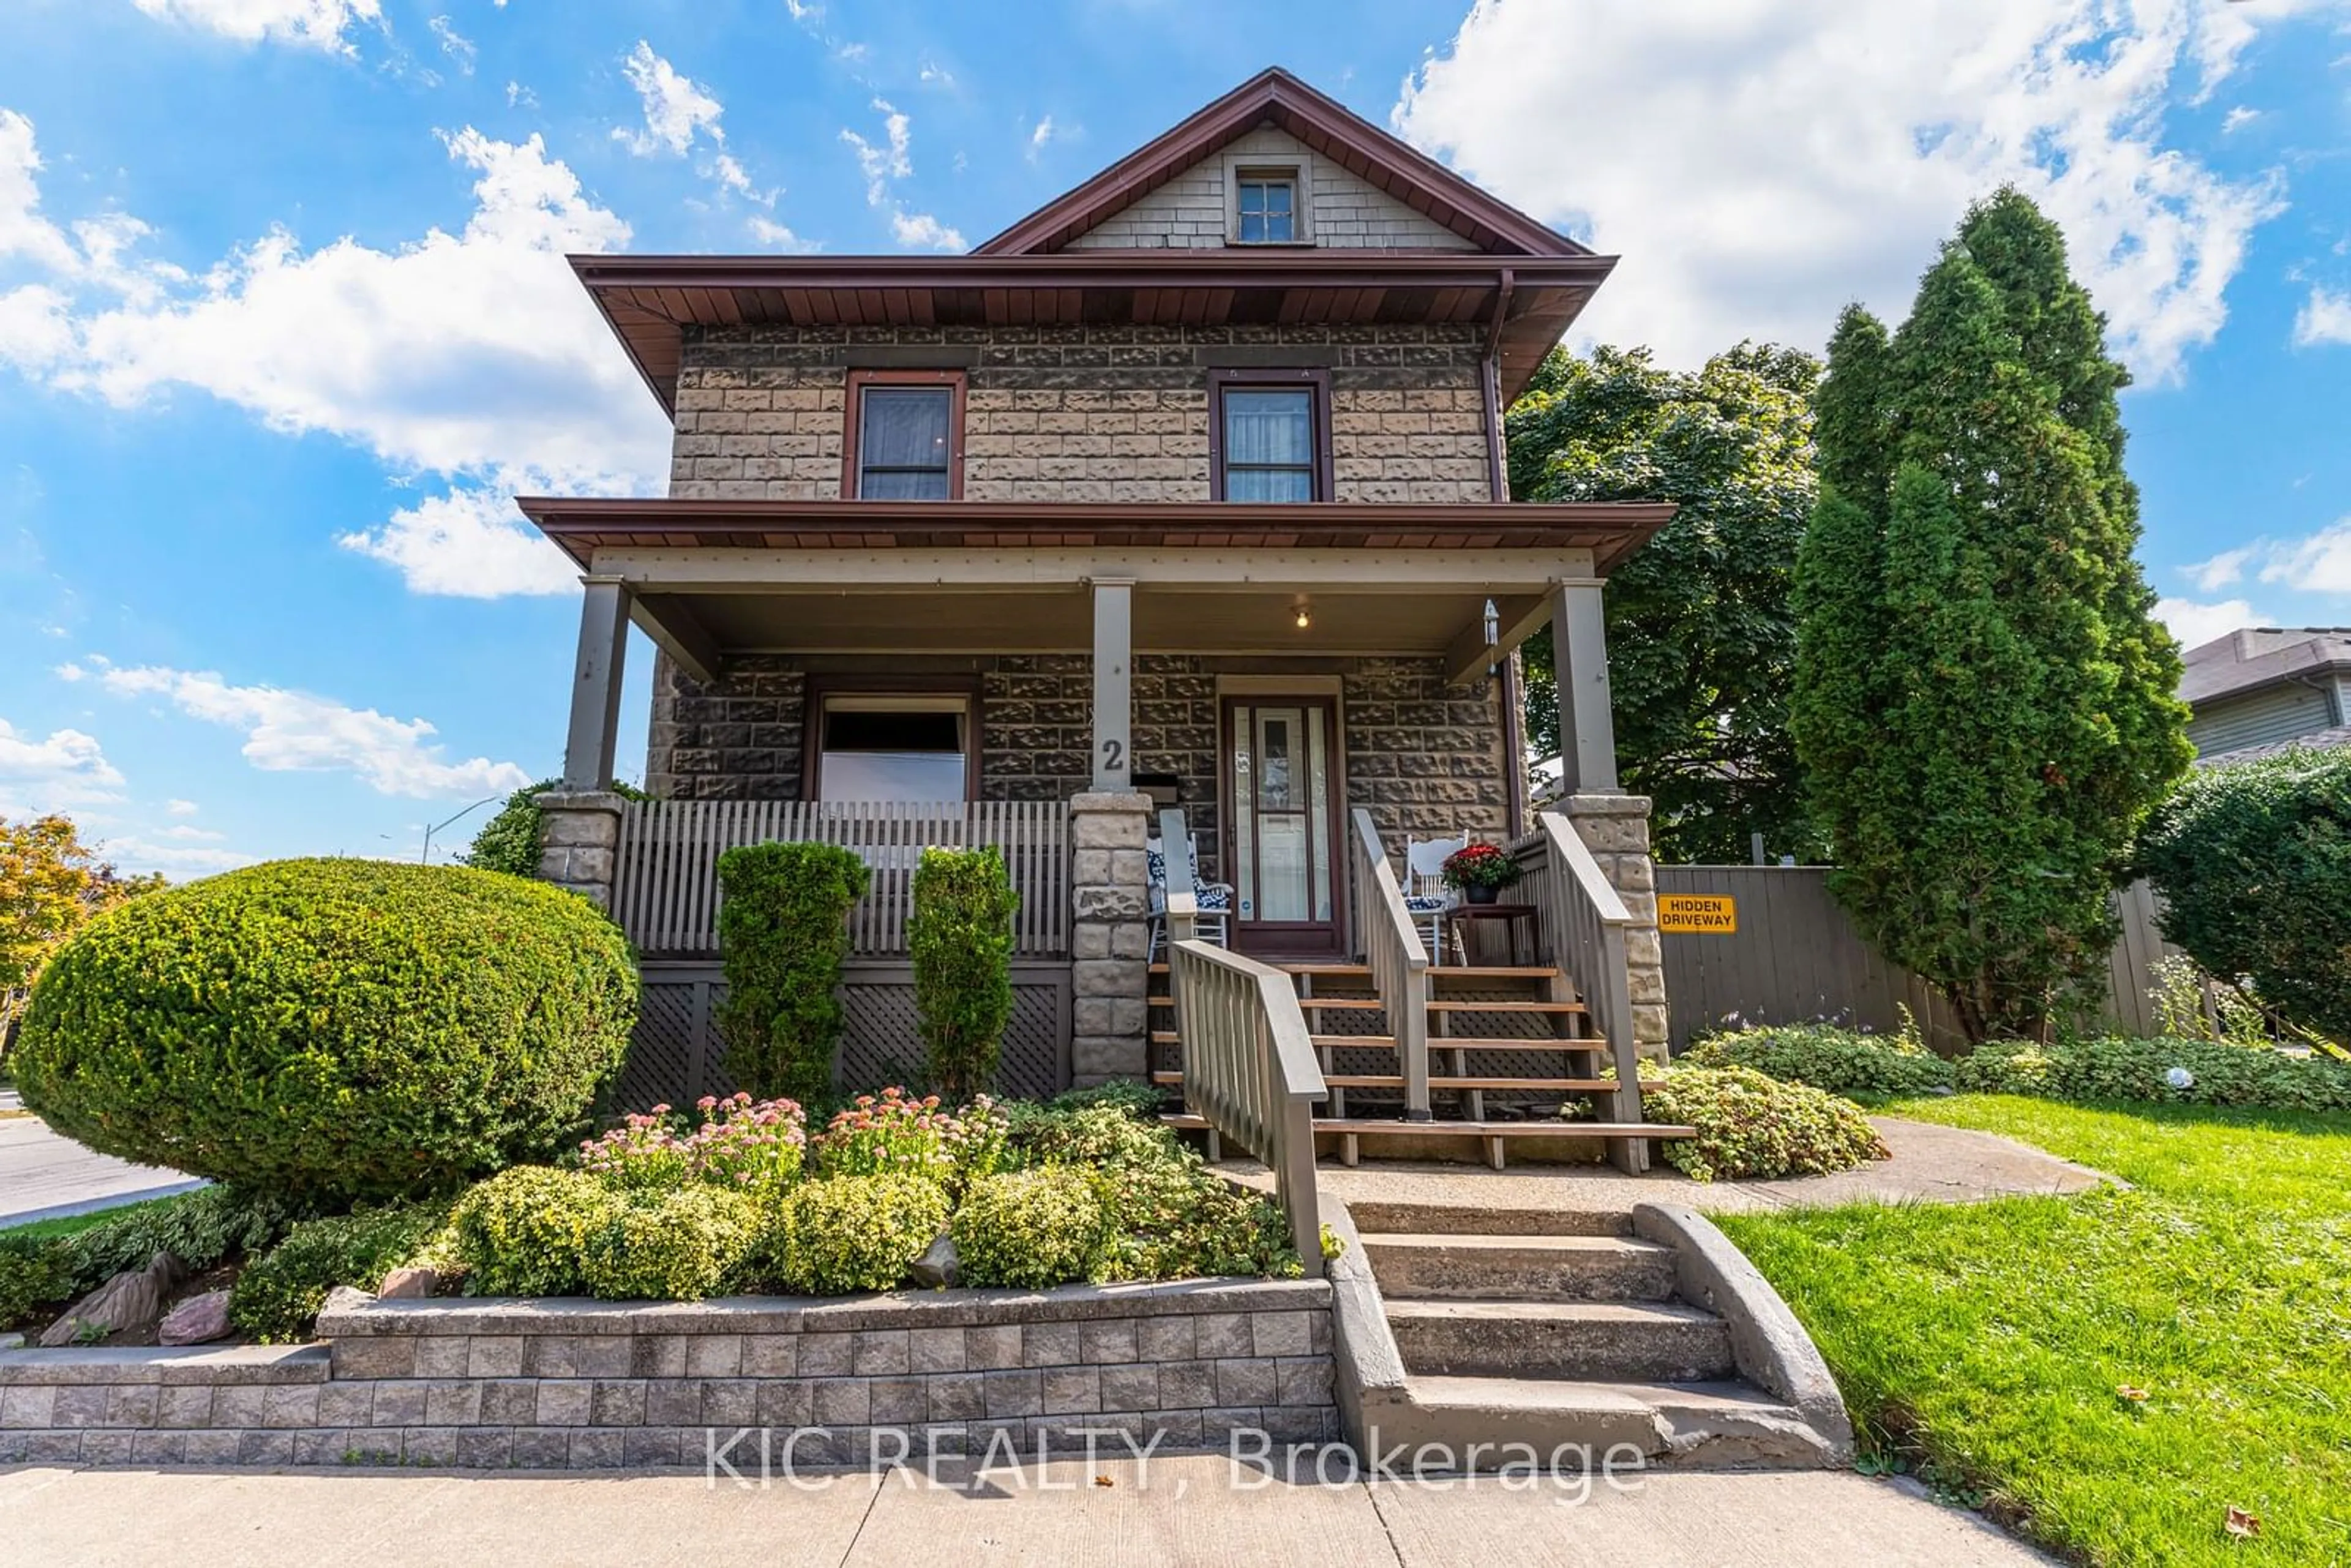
[1235,176,1297,243]
[1211,369,1332,502]
[845,370,964,499]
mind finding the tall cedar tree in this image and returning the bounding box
[1510,343,1823,863]
[1790,189,2192,1042]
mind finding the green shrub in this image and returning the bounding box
[14,860,638,1205]
[580,1185,765,1300]
[0,1233,73,1326]
[1005,1100,1180,1172]
[1680,1021,1953,1097]
[951,1168,1107,1288]
[228,1202,451,1343]
[773,1174,947,1294]
[1638,1066,1889,1182]
[1956,1035,2351,1114]
[909,847,1018,1103]
[462,778,648,879]
[808,1087,1010,1196]
[61,1185,297,1293]
[716,842,871,1103]
[2138,748,2351,1049]
[451,1166,623,1296]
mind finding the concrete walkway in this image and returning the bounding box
[0,1456,2055,1566]
[0,1109,204,1228]
[1222,1116,2109,1217]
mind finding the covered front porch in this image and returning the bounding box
[525,498,1673,1158]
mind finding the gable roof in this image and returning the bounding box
[975,67,1586,258]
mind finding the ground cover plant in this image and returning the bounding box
[1719,1096,2351,1567]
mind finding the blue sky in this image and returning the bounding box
[1,0,2347,875]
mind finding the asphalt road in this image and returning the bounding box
[0,1101,204,1227]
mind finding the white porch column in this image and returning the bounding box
[1552,580,1619,795]
[563,575,632,792]
[1090,577,1134,792]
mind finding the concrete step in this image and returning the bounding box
[1384,1298,1735,1382]
[1346,1202,1635,1238]
[1387,1377,1842,1470]
[1362,1232,1678,1302]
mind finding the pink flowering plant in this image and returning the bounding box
[576,1093,807,1196]
[809,1086,1011,1193]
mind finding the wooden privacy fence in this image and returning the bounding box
[1654,865,2180,1054]
[612,800,1070,958]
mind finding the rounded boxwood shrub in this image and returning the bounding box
[1955,1035,2351,1114]
[229,1201,452,1343]
[1638,1066,1890,1182]
[13,858,639,1205]
[2137,747,2351,1049]
[451,1166,623,1296]
[774,1174,947,1295]
[1678,1022,1953,1098]
[951,1168,1108,1288]
[581,1185,765,1301]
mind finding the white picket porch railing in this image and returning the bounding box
[612,799,1070,957]
[1507,810,1649,1165]
[1348,808,1431,1119]
[1166,939,1327,1278]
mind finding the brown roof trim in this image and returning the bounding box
[972,67,1586,258]
[517,497,1675,576]
[566,252,1613,291]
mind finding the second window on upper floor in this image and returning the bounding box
[844,369,964,499]
[1210,369,1332,503]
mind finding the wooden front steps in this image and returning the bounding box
[1161,1113,1695,1170]
[1153,1071,1654,1093]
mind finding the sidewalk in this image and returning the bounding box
[0,1455,2055,1566]
[0,1105,204,1228]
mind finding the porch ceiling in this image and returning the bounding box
[666,583,1506,659]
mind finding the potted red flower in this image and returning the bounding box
[1439,841,1521,904]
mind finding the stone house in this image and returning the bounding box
[525,69,1678,1166]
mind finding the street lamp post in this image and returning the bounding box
[419,795,506,865]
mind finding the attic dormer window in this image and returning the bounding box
[1236,176,1296,242]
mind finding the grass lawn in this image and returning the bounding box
[1715,1095,2351,1568]
[0,1194,184,1242]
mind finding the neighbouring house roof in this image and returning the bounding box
[972,68,1588,259]
[568,69,1614,418]
[2178,626,2351,708]
[2194,724,2351,768]
[514,497,1676,574]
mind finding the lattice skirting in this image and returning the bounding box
[619,961,1074,1109]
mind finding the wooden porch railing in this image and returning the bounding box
[1507,811,1649,1159]
[1348,808,1431,1119]
[1167,939,1327,1278]
[612,799,1070,957]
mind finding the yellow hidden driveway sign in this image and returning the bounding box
[1659,894,1737,934]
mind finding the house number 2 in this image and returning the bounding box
[1101,739,1126,771]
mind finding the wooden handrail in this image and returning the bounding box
[1509,811,1651,1172]
[1348,808,1431,1119]
[1168,939,1327,1278]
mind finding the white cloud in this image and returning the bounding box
[2294,287,2351,347]
[2221,106,2260,133]
[2254,519,2351,595]
[165,798,200,816]
[920,62,956,89]
[76,661,531,798]
[157,823,227,842]
[1394,0,2304,384]
[1029,116,1057,157]
[0,114,670,593]
[2155,596,2259,650]
[2187,545,2254,593]
[748,215,817,252]
[505,80,538,110]
[429,15,476,74]
[100,834,254,874]
[337,482,578,597]
[130,0,381,52]
[0,717,126,817]
[612,40,724,159]
[842,100,962,252]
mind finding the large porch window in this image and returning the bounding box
[813,693,973,801]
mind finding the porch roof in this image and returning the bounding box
[516,497,1676,576]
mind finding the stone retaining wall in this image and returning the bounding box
[0,1279,1336,1471]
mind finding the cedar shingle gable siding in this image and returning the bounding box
[668,323,1496,506]
[1059,127,1480,252]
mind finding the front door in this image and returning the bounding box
[1223,696,1341,956]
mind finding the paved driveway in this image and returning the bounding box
[0,1105,203,1226]
[0,1457,2055,1566]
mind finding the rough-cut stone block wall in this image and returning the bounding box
[647,653,1511,887]
[1059,126,1480,252]
[0,1282,1338,1470]
[668,323,1494,507]
[1559,795,1669,1060]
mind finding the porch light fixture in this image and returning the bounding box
[1294,603,1313,631]
[1483,598,1500,677]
